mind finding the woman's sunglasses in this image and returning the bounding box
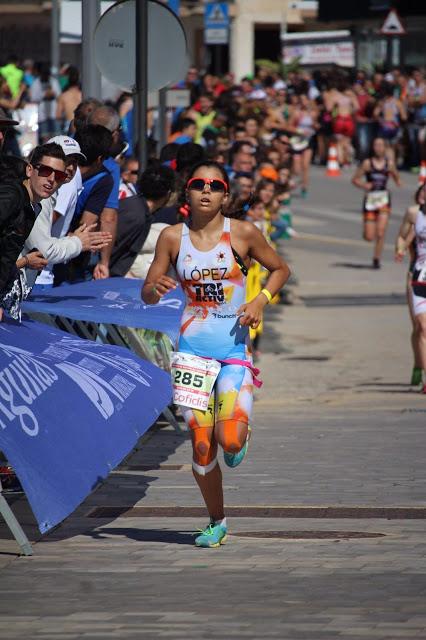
[34,163,67,183]
[187,177,228,193]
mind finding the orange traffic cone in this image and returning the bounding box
[418,161,426,186]
[326,144,341,177]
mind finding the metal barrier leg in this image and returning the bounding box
[162,407,187,433]
[0,492,33,556]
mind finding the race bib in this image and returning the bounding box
[418,265,426,282]
[170,352,221,411]
[366,190,389,211]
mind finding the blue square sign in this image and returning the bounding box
[204,2,229,45]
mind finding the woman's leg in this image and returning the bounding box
[373,211,390,262]
[407,273,422,370]
[302,148,313,191]
[363,216,376,242]
[182,398,224,522]
[191,429,224,522]
[292,153,302,187]
[213,365,253,457]
[415,312,426,374]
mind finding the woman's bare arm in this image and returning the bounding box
[141,226,178,304]
[395,206,417,260]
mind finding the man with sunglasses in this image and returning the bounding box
[23,136,112,290]
[119,156,139,200]
[0,142,67,319]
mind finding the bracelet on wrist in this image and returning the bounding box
[261,288,272,304]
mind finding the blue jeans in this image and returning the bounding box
[407,124,421,168]
[356,122,375,161]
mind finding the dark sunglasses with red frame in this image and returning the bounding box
[186,177,228,193]
[33,163,67,183]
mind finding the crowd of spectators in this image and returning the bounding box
[1,55,426,326]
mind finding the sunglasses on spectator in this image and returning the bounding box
[187,177,228,193]
[129,170,139,175]
[33,163,67,182]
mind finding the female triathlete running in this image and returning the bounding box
[395,182,426,391]
[142,161,290,547]
[352,137,401,269]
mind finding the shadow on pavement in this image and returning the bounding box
[86,526,195,546]
[1,422,189,553]
[332,262,374,270]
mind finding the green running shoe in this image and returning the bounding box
[194,522,227,548]
[224,426,251,468]
[411,367,423,386]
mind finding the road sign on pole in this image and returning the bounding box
[380,9,406,36]
[204,2,229,45]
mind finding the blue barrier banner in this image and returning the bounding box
[23,278,184,343]
[0,318,172,533]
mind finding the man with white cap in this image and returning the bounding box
[23,134,111,289]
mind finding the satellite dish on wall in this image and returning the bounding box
[94,0,188,93]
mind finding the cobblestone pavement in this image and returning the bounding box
[0,168,425,639]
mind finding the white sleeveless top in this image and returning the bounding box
[175,216,250,361]
[414,208,426,271]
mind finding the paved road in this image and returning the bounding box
[1,167,425,639]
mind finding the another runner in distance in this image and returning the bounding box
[352,137,401,269]
[142,161,290,547]
[395,182,426,392]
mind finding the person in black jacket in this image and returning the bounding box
[0,142,66,319]
[110,163,175,277]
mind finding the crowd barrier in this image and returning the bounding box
[0,278,184,554]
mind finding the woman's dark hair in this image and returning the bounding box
[64,65,80,89]
[171,117,196,135]
[159,142,179,163]
[29,142,66,167]
[247,196,263,210]
[176,143,205,174]
[138,164,175,201]
[369,136,386,157]
[74,125,113,165]
[414,182,426,206]
[0,155,29,183]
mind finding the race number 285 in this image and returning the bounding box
[174,370,203,388]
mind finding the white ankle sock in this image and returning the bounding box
[214,517,227,528]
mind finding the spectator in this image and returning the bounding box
[87,104,122,279]
[56,66,82,134]
[0,106,19,152]
[53,125,113,284]
[0,143,67,319]
[119,157,139,200]
[27,135,111,290]
[168,117,197,145]
[0,54,23,98]
[30,62,61,143]
[110,163,175,278]
[189,93,216,144]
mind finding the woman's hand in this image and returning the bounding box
[151,275,177,298]
[237,295,268,330]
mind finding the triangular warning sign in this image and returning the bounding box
[209,4,226,22]
[380,9,406,36]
